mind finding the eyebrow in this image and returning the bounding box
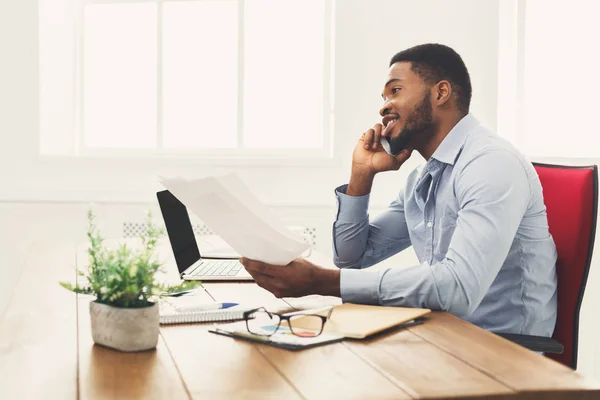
[381,78,403,99]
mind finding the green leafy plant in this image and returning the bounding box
[60,209,199,308]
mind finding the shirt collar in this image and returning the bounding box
[430,113,480,166]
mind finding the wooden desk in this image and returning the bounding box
[1,240,600,399]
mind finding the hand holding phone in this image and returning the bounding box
[348,123,412,196]
[353,123,412,175]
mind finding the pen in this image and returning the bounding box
[166,289,197,297]
[176,302,239,313]
[283,306,334,317]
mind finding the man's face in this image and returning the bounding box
[380,62,435,154]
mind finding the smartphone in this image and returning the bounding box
[381,135,410,157]
[380,136,394,156]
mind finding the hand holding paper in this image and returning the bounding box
[159,174,309,265]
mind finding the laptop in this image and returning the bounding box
[156,190,253,281]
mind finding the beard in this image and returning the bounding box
[388,91,435,155]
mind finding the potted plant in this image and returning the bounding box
[60,209,199,352]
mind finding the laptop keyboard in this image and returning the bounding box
[187,259,244,277]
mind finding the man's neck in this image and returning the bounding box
[419,112,466,160]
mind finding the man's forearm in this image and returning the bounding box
[347,169,375,196]
[315,268,341,297]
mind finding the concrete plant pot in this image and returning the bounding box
[89,301,159,352]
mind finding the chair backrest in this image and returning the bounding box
[533,162,598,369]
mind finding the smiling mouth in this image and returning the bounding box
[383,116,400,137]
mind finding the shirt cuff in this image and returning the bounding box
[335,184,370,223]
[340,268,381,305]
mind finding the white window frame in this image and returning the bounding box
[42,0,336,164]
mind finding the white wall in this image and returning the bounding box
[8,0,598,381]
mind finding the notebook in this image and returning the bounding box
[319,303,431,339]
[158,298,248,325]
[160,307,247,325]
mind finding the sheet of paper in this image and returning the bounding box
[217,174,306,243]
[197,235,240,258]
[213,320,344,347]
[160,175,309,265]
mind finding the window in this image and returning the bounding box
[522,0,599,158]
[39,0,334,158]
[499,0,600,158]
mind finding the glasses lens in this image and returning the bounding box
[288,315,324,337]
[247,310,281,336]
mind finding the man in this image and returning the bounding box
[241,43,557,336]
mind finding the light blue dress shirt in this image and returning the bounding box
[333,114,557,336]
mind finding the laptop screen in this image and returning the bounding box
[156,190,201,274]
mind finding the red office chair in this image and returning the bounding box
[497,163,598,369]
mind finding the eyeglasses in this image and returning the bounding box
[243,306,334,338]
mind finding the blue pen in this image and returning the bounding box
[176,302,239,313]
[166,289,196,297]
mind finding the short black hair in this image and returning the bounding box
[390,43,472,114]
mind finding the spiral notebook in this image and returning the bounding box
[159,301,248,325]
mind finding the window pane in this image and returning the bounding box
[243,0,325,149]
[163,1,238,149]
[524,0,600,157]
[83,4,157,148]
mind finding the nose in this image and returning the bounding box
[379,101,391,117]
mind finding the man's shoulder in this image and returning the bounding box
[451,127,539,202]
[457,126,532,174]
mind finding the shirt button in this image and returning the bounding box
[426,221,433,228]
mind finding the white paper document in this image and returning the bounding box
[197,235,240,259]
[159,174,310,265]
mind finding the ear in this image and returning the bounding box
[433,80,452,106]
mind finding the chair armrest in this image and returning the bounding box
[494,332,564,354]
